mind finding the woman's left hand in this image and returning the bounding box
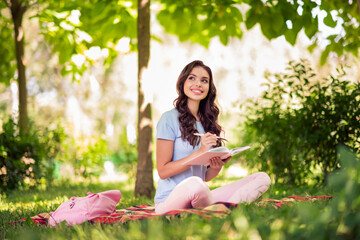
[222,156,232,164]
[208,156,225,169]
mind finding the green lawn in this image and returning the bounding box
[0,176,338,240]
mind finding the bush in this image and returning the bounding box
[242,60,360,185]
[0,115,138,190]
[268,145,360,239]
[0,118,64,192]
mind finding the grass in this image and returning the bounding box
[1,147,358,239]
[0,175,334,240]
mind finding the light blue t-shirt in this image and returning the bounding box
[154,108,207,204]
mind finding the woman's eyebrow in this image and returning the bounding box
[189,73,208,79]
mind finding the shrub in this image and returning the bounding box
[0,115,138,189]
[269,145,360,239]
[0,118,64,192]
[241,60,360,185]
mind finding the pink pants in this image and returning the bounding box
[155,172,271,214]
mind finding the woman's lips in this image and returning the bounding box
[191,89,203,94]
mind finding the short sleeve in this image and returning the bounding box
[156,111,177,141]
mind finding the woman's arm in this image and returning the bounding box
[156,139,189,179]
[156,132,218,180]
[205,157,226,181]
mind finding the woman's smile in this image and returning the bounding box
[191,88,203,94]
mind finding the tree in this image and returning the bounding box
[2,0,28,134]
[135,0,154,197]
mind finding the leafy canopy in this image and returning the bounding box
[243,0,360,64]
[157,0,243,46]
[35,0,137,80]
[157,0,360,64]
[0,0,137,83]
[1,0,359,84]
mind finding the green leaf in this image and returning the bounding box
[272,12,286,35]
[304,15,318,39]
[320,45,330,65]
[284,29,297,46]
[259,15,276,40]
[245,8,258,30]
[292,17,303,33]
[323,13,337,28]
[333,42,344,57]
[219,31,229,45]
[307,42,318,53]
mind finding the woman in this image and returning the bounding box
[154,60,270,214]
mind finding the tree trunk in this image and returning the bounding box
[135,0,154,197]
[9,0,28,134]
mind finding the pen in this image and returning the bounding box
[193,133,228,141]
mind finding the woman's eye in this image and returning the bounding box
[189,77,195,80]
[201,79,208,83]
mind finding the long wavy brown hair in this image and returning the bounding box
[174,60,223,148]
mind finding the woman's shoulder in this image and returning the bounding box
[160,108,179,120]
[157,108,179,129]
[156,108,180,136]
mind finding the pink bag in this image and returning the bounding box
[49,190,121,227]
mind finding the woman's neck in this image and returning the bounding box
[187,100,200,121]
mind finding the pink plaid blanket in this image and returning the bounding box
[8,195,332,226]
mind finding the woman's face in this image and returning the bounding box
[183,66,210,104]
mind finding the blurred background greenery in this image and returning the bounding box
[0,0,359,195]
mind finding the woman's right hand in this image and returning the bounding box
[199,132,218,152]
